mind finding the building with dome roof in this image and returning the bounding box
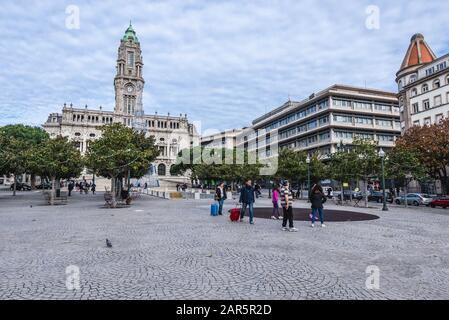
[42,23,200,188]
[396,33,449,131]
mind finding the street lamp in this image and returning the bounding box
[378,148,388,211]
[306,154,311,201]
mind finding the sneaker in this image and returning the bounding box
[282,227,289,231]
[288,227,298,232]
[239,218,243,222]
[271,216,277,220]
[250,221,254,225]
[311,223,315,228]
[278,216,283,219]
[321,223,326,228]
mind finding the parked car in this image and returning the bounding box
[430,197,449,208]
[368,191,394,203]
[36,182,52,190]
[333,190,363,201]
[394,193,433,206]
[10,182,32,191]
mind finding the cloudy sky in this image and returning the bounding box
[1,0,448,133]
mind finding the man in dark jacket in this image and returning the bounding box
[239,179,255,224]
[309,184,326,228]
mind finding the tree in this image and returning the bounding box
[385,145,426,206]
[0,125,49,195]
[275,148,307,185]
[351,138,381,207]
[396,119,449,194]
[30,136,83,205]
[84,123,159,207]
[328,150,358,202]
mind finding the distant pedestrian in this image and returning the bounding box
[91,182,96,195]
[310,184,326,228]
[271,185,281,220]
[239,179,256,225]
[254,183,262,198]
[144,182,148,189]
[327,187,332,198]
[281,181,297,232]
[215,181,227,215]
[68,181,74,197]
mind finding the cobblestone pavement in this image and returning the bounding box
[0,191,448,299]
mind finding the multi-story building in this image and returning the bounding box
[43,24,200,181]
[238,84,400,159]
[201,128,244,149]
[396,33,449,131]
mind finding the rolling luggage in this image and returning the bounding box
[229,207,241,222]
[210,203,219,216]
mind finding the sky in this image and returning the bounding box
[1,0,449,134]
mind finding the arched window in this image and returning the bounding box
[446,75,449,85]
[75,132,81,137]
[89,133,95,138]
[409,74,417,83]
[422,84,429,93]
[433,79,441,89]
[411,88,418,97]
[398,80,403,91]
[157,163,166,176]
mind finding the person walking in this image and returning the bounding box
[281,181,297,232]
[68,180,74,197]
[215,181,227,215]
[310,184,326,228]
[91,182,96,195]
[254,183,262,198]
[239,179,255,225]
[271,185,281,220]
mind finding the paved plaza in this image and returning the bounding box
[0,190,448,300]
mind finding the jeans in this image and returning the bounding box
[311,207,324,224]
[282,206,294,228]
[218,199,224,215]
[240,202,254,223]
[272,202,280,218]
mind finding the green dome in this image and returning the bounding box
[122,22,139,43]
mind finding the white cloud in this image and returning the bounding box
[0,0,448,132]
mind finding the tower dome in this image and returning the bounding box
[399,33,436,71]
[122,21,139,44]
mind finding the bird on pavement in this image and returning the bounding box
[106,239,112,248]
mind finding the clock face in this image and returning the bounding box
[127,86,133,93]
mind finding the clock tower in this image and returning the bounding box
[114,22,145,116]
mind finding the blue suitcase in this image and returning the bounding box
[210,203,219,216]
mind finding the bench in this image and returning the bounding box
[43,191,68,205]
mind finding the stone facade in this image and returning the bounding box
[42,24,199,179]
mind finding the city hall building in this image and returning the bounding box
[42,24,200,182]
[396,33,449,131]
[238,84,400,159]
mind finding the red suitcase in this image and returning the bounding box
[229,207,240,222]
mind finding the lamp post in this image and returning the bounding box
[378,148,388,211]
[306,154,311,201]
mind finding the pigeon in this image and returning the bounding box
[106,239,112,248]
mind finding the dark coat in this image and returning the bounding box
[215,186,227,200]
[239,185,255,204]
[310,191,326,209]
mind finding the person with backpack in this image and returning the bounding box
[281,181,297,232]
[310,183,326,228]
[239,179,256,225]
[271,185,281,220]
[215,181,227,215]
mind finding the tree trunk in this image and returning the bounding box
[110,177,117,208]
[364,177,368,208]
[404,182,408,208]
[340,181,344,203]
[50,177,56,205]
[13,175,17,196]
[30,174,36,190]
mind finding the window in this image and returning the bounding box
[434,80,441,89]
[436,61,447,71]
[376,119,393,127]
[354,101,372,110]
[411,88,418,97]
[423,99,430,110]
[318,116,328,126]
[378,134,394,142]
[74,132,81,137]
[426,67,435,76]
[413,120,420,126]
[333,115,352,123]
[446,75,449,85]
[317,100,329,110]
[354,132,373,140]
[422,84,429,93]
[89,133,95,138]
[157,163,166,176]
[127,51,134,67]
[398,80,403,91]
[409,74,417,83]
[333,99,352,108]
[435,114,444,123]
[374,104,392,112]
[319,131,330,141]
[412,103,419,114]
[424,117,431,126]
[334,131,353,139]
[355,117,373,125]
[434,95,442,107]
